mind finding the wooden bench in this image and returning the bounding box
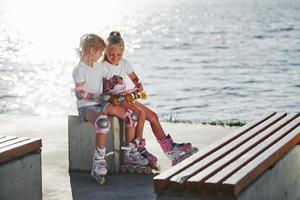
[68,115,125,174]
[154,112,300,199]
[0,136,42,200]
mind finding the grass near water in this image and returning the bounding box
[162,115,246,127]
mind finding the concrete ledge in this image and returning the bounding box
[236,145,300,200]
[68,115,125,174]
[0,152,42,200]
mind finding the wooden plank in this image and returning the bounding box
[0,136,18,144]
[167,113,286,190]
[185,113,298,192]
[0,137,30,149]
[0,138,42,164]
[221,125,300,196]
[203,115,300,195]
[153,112,276,193]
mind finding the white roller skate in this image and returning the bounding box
[120,142,151,174]
[159,134,198,166]
[91,147,108,185]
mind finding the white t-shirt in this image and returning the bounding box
[72,61,109,108]
[103,59,134,95]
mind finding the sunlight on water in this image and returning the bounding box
[0,0,171,116]
[2,0,126,62]
[0,0,299,121]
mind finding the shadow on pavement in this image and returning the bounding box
[70,172,157,200]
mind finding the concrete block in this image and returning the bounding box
[0,153,42,200]
[237,145,300,200]
[68,115,125,174]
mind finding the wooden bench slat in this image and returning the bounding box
[202,115,300,194]
[0,137,30,149]
[221,125,300,196]
[185,113,297,190]
[0,138,42,164]
[0,136,18,144]
[168,112,286,187]
[153,112,276,193]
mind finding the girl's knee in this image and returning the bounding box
[136,108,146,119]
[147,111,159,122]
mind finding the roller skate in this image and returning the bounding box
[173,140,198,158]
[120,142,151,174]
[91,147,108,185]
[159,134,198,166]
[135,138,161,172]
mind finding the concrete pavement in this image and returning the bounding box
[0,115,236,200]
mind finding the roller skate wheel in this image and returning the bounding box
[191,147,198,153]
[143,166,152,174]
[128,165,135,173]
[98,176,105,185]
[120,165,128,173]
[136,166,143,174]
[151,164,161,172]
[172,157,181,166]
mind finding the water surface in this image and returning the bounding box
[0,0,299,122]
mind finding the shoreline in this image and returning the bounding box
[0,112,247,126]
[162,117,246,127]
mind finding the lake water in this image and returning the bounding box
[0,0,299,122]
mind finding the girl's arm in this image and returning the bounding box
[74,82,110,101]
[74,82,88,99]
[128,72,143,91]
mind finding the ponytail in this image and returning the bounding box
[106,31,124,46]
[104,31,125,62]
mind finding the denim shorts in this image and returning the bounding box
[78,102,109,122]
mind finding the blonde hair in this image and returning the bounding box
[77,33,106,60]
[104,31,124,61]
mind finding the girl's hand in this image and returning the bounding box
[128,72,143,91]
[89,93,111,102]
[97,94,111,102]
[74,86,88,100]
[136,82,143,92]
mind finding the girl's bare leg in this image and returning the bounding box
[120,101,146,140]
[125,127,135,145]
[132,101,166,141]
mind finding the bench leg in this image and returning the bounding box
[0,153,42,200]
